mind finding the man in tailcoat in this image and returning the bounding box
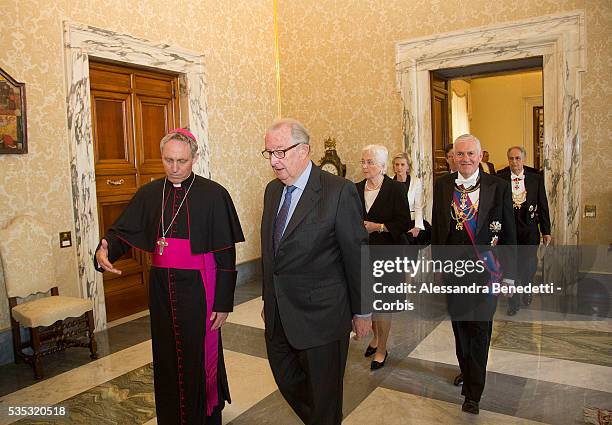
[497,146,551,315]
[431,134,517,414]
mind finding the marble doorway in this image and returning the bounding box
[396,11,585,246]
[63,22,211,330]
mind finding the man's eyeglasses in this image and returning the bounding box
[261,143,302,159]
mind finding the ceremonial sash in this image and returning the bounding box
[152,238,219,416]
[452,190,502,287]
[452,190,477,237]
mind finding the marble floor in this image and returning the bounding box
[0,277,610,425]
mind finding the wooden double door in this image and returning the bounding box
[90,61,180,321]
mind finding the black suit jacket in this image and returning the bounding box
[431,172,517,247]
[497,169,551,245]
[431,172,517,319]
[261,163,369,350]
[355,175,411,245]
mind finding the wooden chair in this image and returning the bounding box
[0,215,97,379]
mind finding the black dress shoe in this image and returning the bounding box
[364,345,377,357]
[370,351,388,370]
[507,304,520,316]
[462,398,479,414]
[453,373,463,386]
[523,293,533,306]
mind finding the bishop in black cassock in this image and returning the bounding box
[95,129,244,425]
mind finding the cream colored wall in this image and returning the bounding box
[469,71,543,171]
[0,0,277,331]
[0,1,610,335]
[277,1,404,183]
[278,0,611,245]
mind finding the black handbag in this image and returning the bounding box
[405,220,431,246]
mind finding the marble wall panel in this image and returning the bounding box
[396,12,585,245]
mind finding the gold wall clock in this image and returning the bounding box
[319,137,346,177]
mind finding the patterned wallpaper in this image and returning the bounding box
[0,0,277,330]
[278,0,611,245]
[0,0,610,332]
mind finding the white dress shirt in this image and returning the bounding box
[364,188,379,213]
[510,170,526,195]
[455,169,480,207]
[276,161,312,236]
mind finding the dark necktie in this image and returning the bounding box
[273,185,296,253]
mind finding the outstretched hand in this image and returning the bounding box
[95,239,122,275]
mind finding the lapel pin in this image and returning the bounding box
[489,221,502,233]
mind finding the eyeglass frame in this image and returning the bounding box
[261,143,303,159]
[359,159,379,166]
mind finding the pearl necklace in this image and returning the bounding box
[366,178,383,191]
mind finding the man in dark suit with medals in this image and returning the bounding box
[498,146,551,315]
[431,134,517,415]
[260,118,371,424]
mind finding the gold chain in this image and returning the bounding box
[512,177,526,209]
[450,183,479,230]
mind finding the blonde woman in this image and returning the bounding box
[391,152,428,244]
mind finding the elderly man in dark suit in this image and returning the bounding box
[431,134,517,415]
[498,146,551,315]
[260,118,371,424]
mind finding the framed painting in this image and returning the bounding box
[0,67,27,154]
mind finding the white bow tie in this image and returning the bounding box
[455,175,478,188]
[511,174,524,181]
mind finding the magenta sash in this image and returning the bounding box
[152,238,219,416]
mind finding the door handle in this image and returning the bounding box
[106,179,125,186]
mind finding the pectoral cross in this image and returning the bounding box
[156,237,168,255]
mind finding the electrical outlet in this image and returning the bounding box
[59,231,72,248]
[584,205,596,218]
